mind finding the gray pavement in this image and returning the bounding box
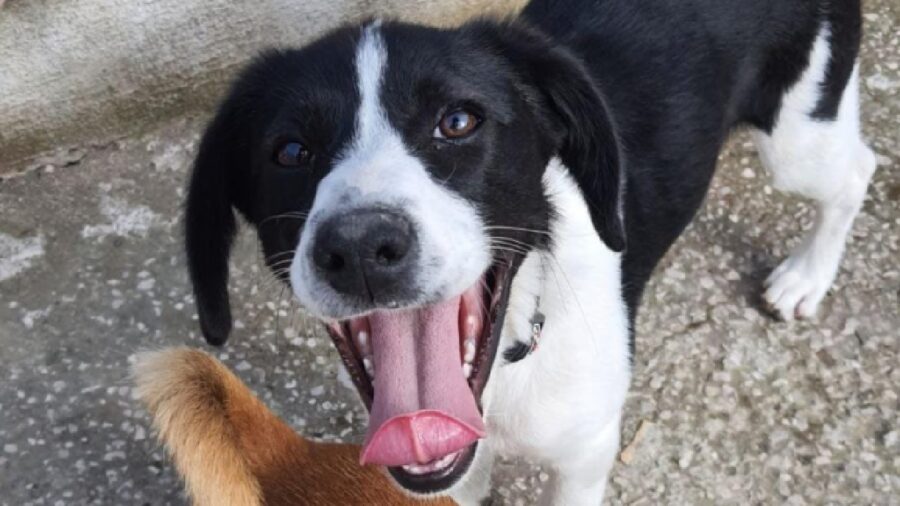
[1,2,898,504]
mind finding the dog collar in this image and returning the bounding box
[502,257,549,364]
[503,287,547,364]
[528,298,546,354]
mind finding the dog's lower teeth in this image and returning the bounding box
[435,452,456,468]
[402,452,458,475]
[462,362,472,378]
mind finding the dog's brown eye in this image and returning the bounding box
[275,141,311,167]
[435,109,481,139]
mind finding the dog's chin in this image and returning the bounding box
[388,442,479,494]
[322,253,521,494]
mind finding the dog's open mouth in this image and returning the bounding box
[325,256,517,493]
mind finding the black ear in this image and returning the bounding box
[483,23,627,252]
[184,90,253,346]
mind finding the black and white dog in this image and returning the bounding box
[184,0,876,503]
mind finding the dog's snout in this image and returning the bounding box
[312,209,418,300]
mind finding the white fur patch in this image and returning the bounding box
[452,159,631,504]
[754,26,877,320]
[289,23,491,318]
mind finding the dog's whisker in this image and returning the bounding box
[493,239,592,335]
[265,250,298,260]
[474,278,492,319]
[268,270,291,279]
[484,226,551,236]
[260,265,292,278]
[288,297,309,340]
[490,238,535,254]
[490,236,537,249]
[253,271,292,294]
[272,284,288,339]
[263,250,298,263]
[488,242,531,254]
[440,161,461,186]
[266,255,294,265]
[266,258,296,269]
[489,238,530,247]
[258,212,310,228]
[542,250,596,349]
[488,246,530,258]
[489,236,535,246]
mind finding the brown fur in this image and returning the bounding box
[133,348,455,506]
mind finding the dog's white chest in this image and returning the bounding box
[481,161,632,463]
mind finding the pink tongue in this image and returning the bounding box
[359,294,485,467]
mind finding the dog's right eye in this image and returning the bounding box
[274,141,311,167]
[435,109,481,140]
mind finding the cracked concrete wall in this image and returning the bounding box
[0,0,525,175]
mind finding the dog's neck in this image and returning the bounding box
[479,158,631,459]
[491,158,630,373]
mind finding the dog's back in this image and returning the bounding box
[134,348,454,505]
[522,0,867,319]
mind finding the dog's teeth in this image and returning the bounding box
[463,338,476,363]
[402,463,425,474]
[363,357,374,378]
[402,452,458,475]
[356,331,369,353]
[435,452,455,469]
[462,362,472,379]
[465,315,479,337]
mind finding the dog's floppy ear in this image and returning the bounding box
[184,84,255,346]
[481,22,627,252]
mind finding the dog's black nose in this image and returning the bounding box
[312,209,418,301]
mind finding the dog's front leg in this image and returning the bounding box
[449,440,494,506]
[552,418,620,506]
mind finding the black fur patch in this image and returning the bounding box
[184,26,362,344]
[812,0,862,120]
[503,341,532,364]
[520,0,859,354]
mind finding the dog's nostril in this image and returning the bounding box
[375,244,402,265]
[324,252,345,272]
[313,244,348,274]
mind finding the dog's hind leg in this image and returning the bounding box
[753,25,877,321]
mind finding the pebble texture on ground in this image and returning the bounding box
[0,1,897,504]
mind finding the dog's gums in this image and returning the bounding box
[325,258,515,491]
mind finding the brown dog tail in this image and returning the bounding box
[133,347,308,506]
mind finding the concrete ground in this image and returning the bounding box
[1,2,897,504]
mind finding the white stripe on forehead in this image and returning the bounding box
[291,23,491,320]
[353,22,389,154]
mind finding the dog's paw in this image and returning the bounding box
[763,251,835,321]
